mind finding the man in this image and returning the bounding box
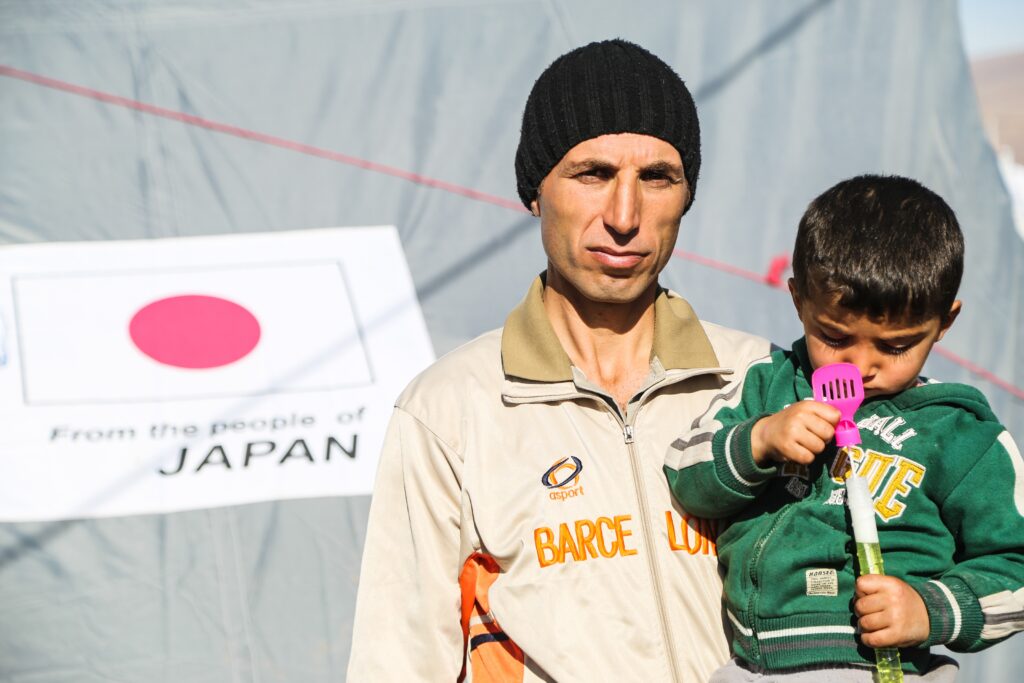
[348,39,770,682]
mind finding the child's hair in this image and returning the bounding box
[791,174,963,322]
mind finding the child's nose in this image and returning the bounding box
[838,348,876,383]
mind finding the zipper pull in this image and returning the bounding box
[623,424,634,444]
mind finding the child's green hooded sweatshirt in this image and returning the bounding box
[665,339,1024,674]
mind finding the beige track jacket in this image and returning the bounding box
[348,277,770,682]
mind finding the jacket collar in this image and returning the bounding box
[500,274,721,382]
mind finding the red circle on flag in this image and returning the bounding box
[129,295,261,369]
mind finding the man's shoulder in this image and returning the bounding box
[396,327,504,412]
[698,319,773,369]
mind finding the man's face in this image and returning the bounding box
[531,133,689,306]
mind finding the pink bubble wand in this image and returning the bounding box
[812,363,903,683]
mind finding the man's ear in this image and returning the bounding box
[788,278,804,321]
[936,300,962,342]
[530,179,545,217]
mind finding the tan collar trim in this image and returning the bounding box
[501,275,574,382]
[501,276,721,382]
[652,289,721,370]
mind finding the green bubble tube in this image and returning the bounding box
[848,469,904,683]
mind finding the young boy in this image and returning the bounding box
[665,175,1024,681]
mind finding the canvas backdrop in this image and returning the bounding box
[1,1,1021,680]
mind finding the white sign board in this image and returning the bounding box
[0,227,435,521]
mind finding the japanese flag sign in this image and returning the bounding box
[0,227,435,521]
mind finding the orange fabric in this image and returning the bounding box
[457,553,525,683]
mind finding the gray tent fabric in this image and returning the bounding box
[1,1,1021,681]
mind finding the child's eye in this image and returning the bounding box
[819,332,848,348]
[880,343,911,356]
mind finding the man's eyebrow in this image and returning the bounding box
[640,160,684,177]
[559,158,685,177]
[559,158,616,175]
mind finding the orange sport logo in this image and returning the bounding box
[541,456,584,501]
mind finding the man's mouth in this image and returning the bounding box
[588,248,645,269]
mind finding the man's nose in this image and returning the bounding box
[603,177,640,235]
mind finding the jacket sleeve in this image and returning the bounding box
[664,355,780,519]
[347,406,466,680]
[912,430,1024,653]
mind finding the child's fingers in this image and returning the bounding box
[857,610,892,634]
[764,402,846,464]
[853,592,888,617]
[794,430,826,455]
[855,574,891,597]
[780,444,816,465]
[796,401,842,425]
[782,401,840,428]
[805,412,838,440]
[860,627,900,648]
[797,425,831,452]
[772,426,819,463]
[855,576,931,648]
[789,405,837,441]
[781,417,832,458]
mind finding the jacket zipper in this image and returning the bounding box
[616,372,728,683]
[505,369,730,682]
[745,504,796,663]
[619,412,683,683]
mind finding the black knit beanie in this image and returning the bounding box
[515,39,701,212]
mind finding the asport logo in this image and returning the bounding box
[541,456,584,501]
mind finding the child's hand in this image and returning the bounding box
[854,575,930,648]
[751,401,840,466]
